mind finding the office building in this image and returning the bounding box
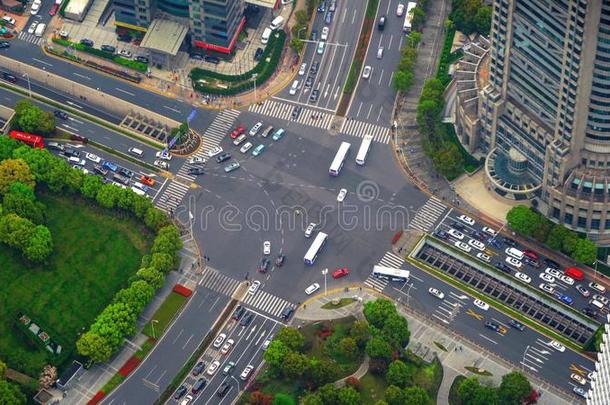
[587,316,609,404]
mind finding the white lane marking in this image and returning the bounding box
[32,57,52,66]
[478,334,498,345]
[73,73,91,80]
[116,87,135,96]
[164,105,181,113]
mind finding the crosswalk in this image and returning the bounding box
[201,109,241,152]
[248,99,334,129]
[242,289,296,318]
[364,251,406,292]
[340,119,391,144]
[409,197,449,232]
[18,31,44,46]
[198,267,241,297]
[154,179,191,213]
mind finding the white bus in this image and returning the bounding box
[304,232,328,265]
[403,2,417,33]
[372,265,410,282]
[329,142,351,176]
[355,134,373,166]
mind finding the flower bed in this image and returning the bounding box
[173,284,193,297]
[87,391,105,405]
[118,355,141,377]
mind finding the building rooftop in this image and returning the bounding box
[246,0,277,8]
[140,19,188,56]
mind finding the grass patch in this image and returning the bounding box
[360,371,388,404]
[321,298,356,309]
[0,193,151,376]
[143,292,188,338]
[101,373,125,394]
[448,375,466,405]
[464,366,492,376]
[434,341,448,352]
[134,338,155,361]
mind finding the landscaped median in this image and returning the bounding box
[406,234,601,354]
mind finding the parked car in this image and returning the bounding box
[332,268,349,278]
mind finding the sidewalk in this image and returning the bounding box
[295,288,572,405]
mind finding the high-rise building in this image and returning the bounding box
[457,0,610,237]
[114,0,246,53]
[588,316,609,403]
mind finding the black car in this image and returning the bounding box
[281,306,294,320]
[216,152,231,163]
[310,62,319,75]
[80,38,94,47]
[434,230,448,240]
[502,237,517,247]
[54,110,69,120]
[192,378,207,394]
[494,263,512,274]
[291,106,302,120]
[484,321,500,332]
[64,148,80,157]
[135,55,149,63]
[101,44,116,53]
[325,11,334,24]
[205,55,220,64]
[188,167,205,175]
[118,167,134,178]
[310,30,318,41]
[309,90,320,103]
[275,254,285,267]
[317,0,326,12]
[217,381,231,397]
[2,72,16,83]
[451,221,466,231]
[524,257,540,268]
[472,230,485,240]
[191,54,204,61]
[304,76,314,89]
[378,16,386,30]
[232,305,245,320]
[508,319,525,331]
[240,312,253,327]
[544,258,560,269]
[117,35,131,42]
[174,385,187,400]
[0,41,10,49]
[583,307,598,317]
[258,258,270,273]
[192,361,206,376]
[254,47,264,61]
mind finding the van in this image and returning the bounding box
[132,182,149,192]
[505,247,524,261]
[589,299,604,310]
[128,147,144,157]
[131,186,146,196]
[261,27,272,44]
[34,23,46,38]
[270,16,285,30]
[289,80,299,95]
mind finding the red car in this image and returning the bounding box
[332,268,349,279]
[49,3,59,15]
[140,175,155,187]
[523,249,539,261]
[565,267,584,281]
[229,125,245,139]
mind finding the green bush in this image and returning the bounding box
[51,37,148,72]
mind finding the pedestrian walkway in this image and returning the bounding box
[17,31,44,46]
[242,289,295,318]
[363,251,405,292]
[200,109,241,152]
[409,196,449,232]
[248,99,334,129]
[154,179,191,213]
[340,119,391,144]
[197,267,241,297]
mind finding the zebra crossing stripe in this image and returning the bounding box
[409,197,448,232]
[248,100,334,130]
[340,119,391,144]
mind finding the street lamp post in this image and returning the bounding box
[151,319,159,339]
[322,268,328,296]
[252,73,258,103]
[297,26,307,39]
[22,73,31,98]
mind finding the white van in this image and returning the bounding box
[505,247,524,261]
[69,156,84,166]
[270,16,285,30]
[289,80,299,95]
[590,299,604,310]
[131,186,146,196]
[128,147,144,157]
[34,23,46,38]
[261,27,272,44]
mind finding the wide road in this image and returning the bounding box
[102,286,230,405]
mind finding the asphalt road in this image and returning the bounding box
[102,286,230,405]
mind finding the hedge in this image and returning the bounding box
[51,38,148,73]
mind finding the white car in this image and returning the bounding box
[207,360,220,376]
[571,373,586,386]
[454,241,471,253]
[545,267,562,278]
[362,65,372,79]
[262,339,272,350]
[548,340,565,352]
[468,239,485,251]
[317,41,325,54]
[213,333,226,348]
[156,151,172,160]
[321,26,329,40]
[396,3,405,16]
[515,272,531,284]
[539,273,555,283]
[476,252,491,263]
[505,257,522,268]
[559,274,574,285]
[337,188,347,202]
[289,80,299,95]
[263,241,271,255]
[221,338,234,354]
[153,160,169,169]
[589,282,607,294]
[482,226,497,236]
[181,395,193,405]
[240,365,254,380]
[85,152,101,163]
[240,142,253,153]
[233,134,247,146]
[593,294,609,306]
[248,280,261,295]
[28,21,38,35]
[458,214,475,226]
[473,299,489,311]
[447,229,465,240]
[305,223,316,238]
[428,287,445,299]
[30,0,41,15]
[188,156,206,165]
[249,122,263,136]
[539,283,555,294]
[118,49,133,59]
[207,146,223,157]
[298,63,307,76]
[305,283,320,295]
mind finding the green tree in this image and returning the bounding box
[381,313,410,349]
[337,386,360,405]
[403,386,429,405]
[365,336,393,362]
[562,231,579,255]
[114,280,155,314]
[0,380,26,405]
[13,99,56,135]
[0,359,5,379]
[363,298,397,329]
[11,146,54,181]
[458,376,482,404]
[498,371,531,405]
[572,238,597,264]
[349,320,370,348]
[282,351,309,379]
[374,401,388,405]
[474,6,492,35]
[132,195,153,219]
[264,340,291,370]
[432,143,464,178]
[546,224,570,250]
[152,225,183,260]
[96,183,120,209]
[338,337,358,360]
[272,393,295,405]
[76,332,114,363]
[386,360,413,388]
[0,158,35,194]
[2,181,46,224]
[384,385,406,405]
[0,136,20,161]
[136,267,165,289]
[411,6,426,32]
[150,252,175,274]
[301,393,323,405]
[417,99,442,138]
[276,327,305,351]
[506,206,543,237]
[44,157,73,193]
[407,32,422,47]
[0,213,34,250]
[393,70,414,91]
[145,207,170,230]
[81,175,104,199]
[310,358,339,387]
[317,384,339,405]
[472,385,498,405]
[91,302,138,349]
[290,38,304,53]
[23,224,53,262]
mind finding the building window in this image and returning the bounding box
[565,213,573,224]
[552,207,560,219]
[577,216,587,228]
